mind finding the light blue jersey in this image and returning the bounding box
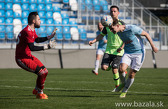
[96,31,107,50]
[117,25,144,54]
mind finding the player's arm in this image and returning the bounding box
[35,37,48,43]
[117,42,125,53]
[28,43,50,51]
[89,34,104,46]
[141,31,158,53]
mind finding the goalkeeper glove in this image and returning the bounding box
[47,28,57,40]
[43,40,56,50]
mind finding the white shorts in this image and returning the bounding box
[96,49,105,55]
[121,53,145,71]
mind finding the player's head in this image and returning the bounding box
[28,12,41,28]
[97,22,104,31]
[110,19,120,34]
[110,5,120,19]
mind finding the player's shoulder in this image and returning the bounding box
[118,19,125,25]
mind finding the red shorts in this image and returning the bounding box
[15,55,44,73]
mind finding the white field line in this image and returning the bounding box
[0,85,167,95]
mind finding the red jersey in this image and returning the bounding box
[15,25,38,58]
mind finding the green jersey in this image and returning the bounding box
[100,19,125,56]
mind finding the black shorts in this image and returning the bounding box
[101,53,122,69]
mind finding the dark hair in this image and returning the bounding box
[28,12,38,25]
[112,19,119,26]
[110,5,119,11]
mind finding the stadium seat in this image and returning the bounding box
[0,25,5,32]
[62,18,69,25]
[45,0,52,3]
[56,26,63,33]
[54,20,61,25]
[70,27,79,40]
[46,18,53,25]
[78,28,87,40]
[30,4,37,11]
[0,33,5,40]
[63,0,69,4]
[39,33,47,38]
[47,26,54,35]
[63,26,71,40]
[53,12,62,23]
[5,3,13,10]
[0,3,5,9]
[38,11,45,18]
[93,0,100,12]
[40,18,45,24]
[22,11,29,18]
[37,4,45,11]
[61,13,69,19]
[5,18,13,24]
[0,10,5,17]
[22,4,29,10]
[69,0,78,11]
[45,4,53,11]
[102,5,108,12]
[46,11,53,18]
[6,25,13,33]
[13,0,21,3]
[37,0,45,3]
[70,20,77,28]
[85,0,92,5]
[94,5,101,12]
[22,18,27,24]
[5,0,13,2]
[0,17,5,24]
[21,0,29,3]
[38,26,46,33]
[29,0,37,3]
[6,10,13,17]
[56,33,63,40]
[14,12,21,18]
[7,33,14,40]
[53,6,61,12]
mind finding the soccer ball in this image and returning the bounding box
[101,15,113,27]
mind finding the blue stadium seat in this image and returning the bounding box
[22,4,29,10]
[5,0,13,2]
[29,0,37,3]
[37,0,45,3]
[0,10,5,17]
[63,0,69,4]
[6,10,13,17]
[37,4,45,11]
[94,5,100,11]
[0,3,5,9]
[21,0,29,3]
[45,4,52,11]
[47,26,54,35]
[5,3,13,10]
[38,26,46,33]
[62,18,69,25]
[6,25,13,32]
[40,18,45,24]
[78,28,87,40]
[100,0,108,5]
[14,12,21,18]
[0,33,5,40]
[70,20,77,28]
[5,18,13,24]
[63,26,70,33]
[61,13,69,18]
[93,0,100,12]
[13,0,21,3]
[0,25,5,32]
[7,33,14,40]
[53,6,61,12]
[56,33,63,40]
[46,11,53,18]
[38,11,45,18]
[45,0,52,3]
[54,20,61,25]
[46,18,53,24]
[30,4,37,11]
[63,26,71,40]
[102,5,108,12]
[0,17,5,24]
[22,11,29,18]
[85,0,92,4]
[56,26,62,33]
[22,18,28,24]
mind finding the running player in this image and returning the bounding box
[15,12,56,99]
[111,19,158,98]
[92,22,107,75]
[89,6,125,88]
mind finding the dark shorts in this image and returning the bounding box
[101,53,122,69]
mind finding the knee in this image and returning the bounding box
[119,67,125,74]
[101,65,108,71]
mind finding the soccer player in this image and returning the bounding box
[15,12,56,99]
[110,19,158,98]
[92,22,107,75]
[89,6,125,88]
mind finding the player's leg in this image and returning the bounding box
[101,53,111,71]
[111,55,122,88]
[92,49,104,75]
[120,53,144,98]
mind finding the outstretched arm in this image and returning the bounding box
[141,31,158,53]
[89,34,104,46]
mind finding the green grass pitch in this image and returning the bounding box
[0,68,167,109]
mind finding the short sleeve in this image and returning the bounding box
[132,25,143,35]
